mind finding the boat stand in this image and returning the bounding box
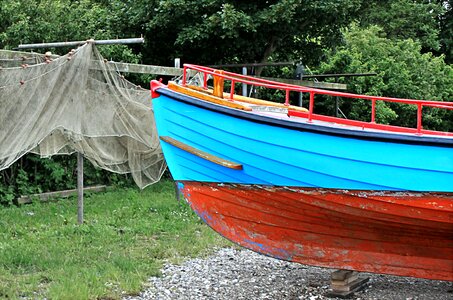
[325,270,369,298]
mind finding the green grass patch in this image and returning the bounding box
[0,180,232,299]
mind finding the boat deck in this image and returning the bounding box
[233,101,453,141]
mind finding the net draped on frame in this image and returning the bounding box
[0,43,166,188]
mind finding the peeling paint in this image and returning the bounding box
[177,181,453,281]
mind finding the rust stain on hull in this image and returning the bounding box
[178,181,453,282]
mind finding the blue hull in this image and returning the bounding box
[153,89,453,192]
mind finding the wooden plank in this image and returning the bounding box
[325,277,369,298]
[1,49,348,86]
[108,63,347,89]
[104,61,185,76]
[104,63,345,88]
[160,136,243,170]
[186,84,308,112]
[168,82,252,111]
[16,185,107,204]
[331,278,368,292]
[0,49,59,60]
[331,274,359,286]
[0,50,187,76]
[225,92,308,112]
[0,50,347,86]
[331,270,356,281]
[326,270,369,298]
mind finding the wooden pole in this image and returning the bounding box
[77,152,84,225]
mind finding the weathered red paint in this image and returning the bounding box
[150,79,164,99]
[178,181,453,281]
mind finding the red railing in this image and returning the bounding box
[182,64,453,137]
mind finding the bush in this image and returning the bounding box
[0,154,135,206]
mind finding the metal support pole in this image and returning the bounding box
[17,37,144,50]
[296,62,304,107]
[335,78,339,117]
[242,67,247,96]
[209,62,294,68]
[335,97,339,117]
[175,58,182,84]
[77,152,84,225]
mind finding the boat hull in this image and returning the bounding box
[152,83,453,281]
[153,90,453,192]
[177,181,453,281]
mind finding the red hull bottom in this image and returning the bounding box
[177,181,453,281]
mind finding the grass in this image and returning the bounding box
[0,180,232,299]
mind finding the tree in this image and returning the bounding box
[113,0,362,74]
[318,25,453,131]
[357,0,447,56]
[0,0,140,61]
[1,0,105,48]
[438,0,453,63]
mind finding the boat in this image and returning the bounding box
[150,64,453,281]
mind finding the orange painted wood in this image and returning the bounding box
[185,84,308,112]
[213,70,225,98]
[225,92,308,112]
[178,181,453,281]
[168,82,252,111]
[160,136,243,170]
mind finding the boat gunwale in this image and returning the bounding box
[156,86,453,148]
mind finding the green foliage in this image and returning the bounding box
[318,25,453,130]
[0,180,231,299]
[1,0,450,67]
[0,0,141,61]
[438,1,453,63]
[115,0,361,68]
[0,155,135,206]
[85,0,453,67]
[358,0,445,51]
[0,0,107,49]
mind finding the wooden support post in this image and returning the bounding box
[213,70,225,98]
[325,270,369,298]
[77,152,84,225]
[16,185,106,204]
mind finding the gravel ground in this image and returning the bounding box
[124,248,453,300]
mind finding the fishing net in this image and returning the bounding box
[0,42,166,188]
